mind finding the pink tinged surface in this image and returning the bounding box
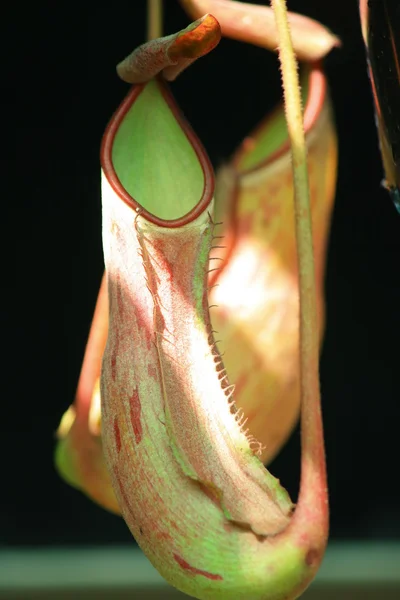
[98,77,329,599]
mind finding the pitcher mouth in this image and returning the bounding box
[101,78,214,229]
[233,63,327,175]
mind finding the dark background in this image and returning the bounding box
[3,0,400,546]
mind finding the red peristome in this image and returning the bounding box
[101,79,215,228]
[173,553,223,581]
[130,388,142,444]
[114,418,121,453]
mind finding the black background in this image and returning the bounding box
[3,0,400,546]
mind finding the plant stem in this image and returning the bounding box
[270,0,327,525]
[147,0,163,41]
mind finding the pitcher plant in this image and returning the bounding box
[56,1,338,598]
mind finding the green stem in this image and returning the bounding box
[271,0,326,518]
[147,0,163,41]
